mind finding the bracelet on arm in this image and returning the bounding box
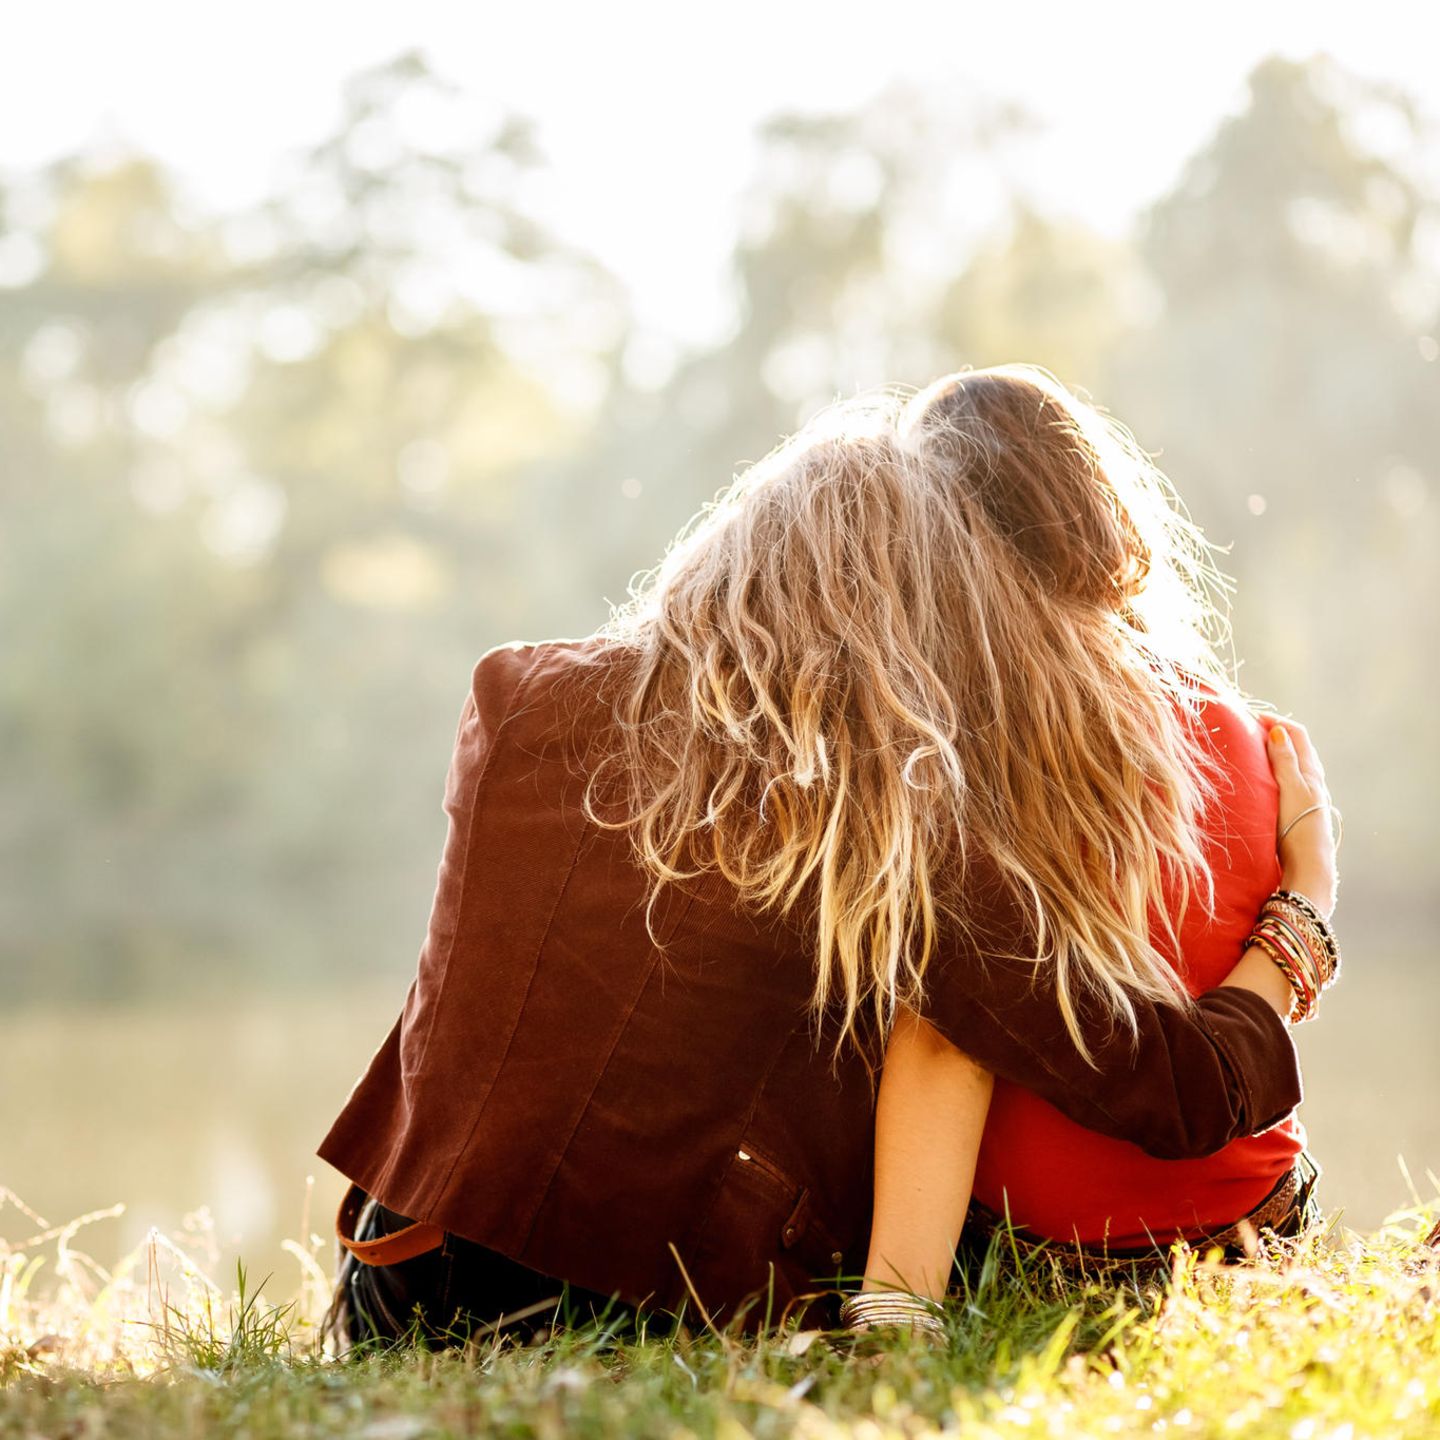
[1244,890,1341,1024]
[1271,890,1341,983]
[1278,804,1343,851]
[839,1289,947,1340]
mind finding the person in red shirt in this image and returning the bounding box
[970,687,1306,1250]
[853,367,1340,1324]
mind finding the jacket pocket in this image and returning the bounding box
[677,1142,849,1326]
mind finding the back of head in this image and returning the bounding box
[590,364,1237,1060]
[896,364,1220,665]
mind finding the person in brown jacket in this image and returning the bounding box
[318,365,1326,1347]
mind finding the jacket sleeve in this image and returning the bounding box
[914,867,1303,1161]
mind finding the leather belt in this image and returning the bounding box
[964,1152,1322,1277]
[1202,1152,1311,1248]
[336,1181,445,1267]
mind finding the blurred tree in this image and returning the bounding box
[1107,53,1440,899]
[1,49,1433,1008]
[0,155,264,999]
[0,54,627,1002]
[931,201,1148,396]
[529,82,1038,611]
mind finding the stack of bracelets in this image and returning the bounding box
[1245,888,1341,1024]
[838,1289,947,1340]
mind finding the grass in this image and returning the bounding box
[3,1185,1439,1439]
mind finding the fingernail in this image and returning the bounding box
[1269,725,1287,744]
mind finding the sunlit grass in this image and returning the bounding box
[3,1185,1439,1438]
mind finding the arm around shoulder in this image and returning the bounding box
[914,877,1303,1162]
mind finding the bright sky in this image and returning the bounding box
[3,1,1436,346]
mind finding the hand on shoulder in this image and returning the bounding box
[1261,717,1339,919]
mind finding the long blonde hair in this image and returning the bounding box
[585,363,1237,1061]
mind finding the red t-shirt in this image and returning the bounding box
[971,686,1304,1247]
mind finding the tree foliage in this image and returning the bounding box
[1,53,1434,1004]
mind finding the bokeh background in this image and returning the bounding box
[2,5,1437,1283]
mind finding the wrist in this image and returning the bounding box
[1280,870,1335,920]
[1221,947,1297,1019]
[1238,889,1343,1026]
[840,1288,947,1341]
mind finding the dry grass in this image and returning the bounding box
[3,1184,1439,1438]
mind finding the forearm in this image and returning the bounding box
[1218,943,1294,1016]
[1218,864,1335,1018]
[864,1005,994,1300]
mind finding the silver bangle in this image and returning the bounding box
[1279,802,1343,849]
[839,1290,946,1338]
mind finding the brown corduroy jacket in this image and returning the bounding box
[317,636,1302,1322]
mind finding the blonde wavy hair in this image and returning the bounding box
[585,363,1239,1061]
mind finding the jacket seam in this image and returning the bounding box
[406,645,546,1101]
[1204,990,1289,1129]
[428,826,588,1218]
[1203,1007,1254,1127]
[412,644,559,1213]
[515,882,703,1252]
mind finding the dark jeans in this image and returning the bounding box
[325,1192,642,1351]
[327,1156,1324,1348]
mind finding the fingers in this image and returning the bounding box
[1260,714,1339,916]
[1267,716,1326,782]
[1261,716,1327,802]
[1264,721,1310,798]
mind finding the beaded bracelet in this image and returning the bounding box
[1271,890,1341,983]
[1245,889,1341,1024]
[1254,911,1324,988]
[1248,925,1317,1023]
[1252,918,1321,1023]
[1263,905,1334,992]
[1263,895,1340,990]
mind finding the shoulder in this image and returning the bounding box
[466,634,642,758]
[1179,679,1278,848]
[1185,681,1272,782]
[472,633,637,709]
